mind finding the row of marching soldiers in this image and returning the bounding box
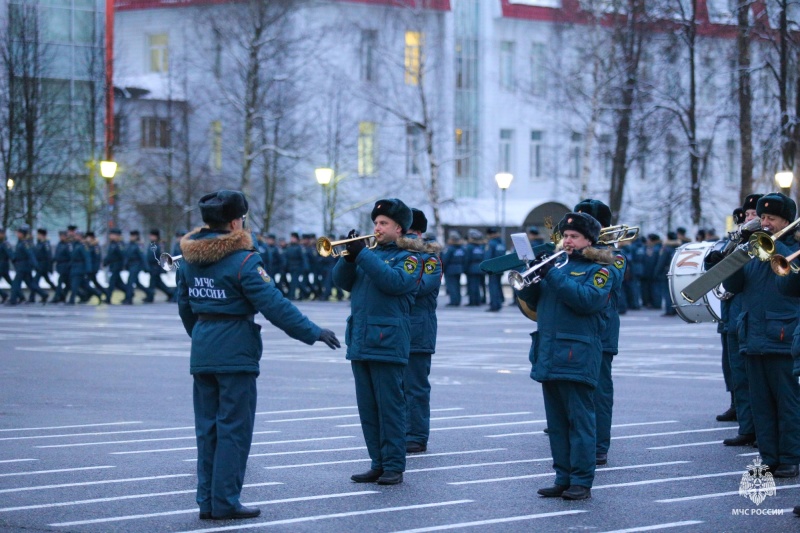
[704,192,800,516]
[0,224,176,305]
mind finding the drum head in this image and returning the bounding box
[668,241,723,323]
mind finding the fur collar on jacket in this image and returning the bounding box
[397,236,443,255]
[180,228,254,265]
[554,241,615,265]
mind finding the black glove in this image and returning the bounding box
[318,329,341,349]
[704,250,725,268]
[345,229,366,261]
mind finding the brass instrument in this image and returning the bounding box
[159,253,182,272]
[508,250,569,290]
[598,224,639,245]
[771,248,800,276]
[747,217,800,261]
[316,234,378,258]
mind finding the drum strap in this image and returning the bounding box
[681,248,749,303]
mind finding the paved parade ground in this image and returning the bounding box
[0,297,797,532]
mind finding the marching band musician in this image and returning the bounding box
[574,199,625,467]
[724,192,800,479]
[404,208,442,454]
[176,189,340,520]
[332,198,420,486]
[516,212,613,501]
[708,196,762,447]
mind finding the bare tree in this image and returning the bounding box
[737,0,754,203]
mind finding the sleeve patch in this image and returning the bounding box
[404,256,419,274]
[593,269,609,288]
[257,266,272,284]
[614,254,626,269]
[424,257,438,274]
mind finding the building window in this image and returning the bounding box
[212,28,223,79]
[210,120,222,171]
[499,129,514,173]
[360,29,377,82]
[358,121,377,177]
[702,55,716,103]
[112,114,124,147]
[499,41,515,91]
[529,130,544,180]
[141,117,171,149]
[148,33,169,73]
[406,123,423,177]
[530,43,546,97]
[637,136,648,181]
[726,139,737,183]
[599,134,612,179]
[405,31,422,86]
[455,128,471,178]
[569,132,583,179]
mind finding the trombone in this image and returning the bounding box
[771,248,800,276]
[748,217,800,261]
[598,225,639,245]
[316,234,378,258]
[508,250,569,290]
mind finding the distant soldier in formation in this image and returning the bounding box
[465,229,485,306]
[85,232,106,299]
[0,228,13,303]
[442,231,465,306]
[31,229,56,302]
[484,227,505,312]
[123,230,147,305]
[9,225,45,305]
[104,228,127,304]
[67,231,100,305]
[146,229,175,302]
[285,232,306,300]
[53,230,72,303]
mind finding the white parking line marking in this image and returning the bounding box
[111,435,355,455]
[611,427,733,440]
[599,520,704,532]
[48,491,384,526]
[171,500,474,533]
[486,420,679,438]
[257,406,356,415]
[337,413,536,429]
[0,426,195,441]
[0,474,191,494]
[264,449,506,470]
[0,482,282,512]
[448,461,689,486]
[594,471,742,490]
[0,465,115,477]
[245,446,367,459]
[36,431,280,448]
[390,510,587,532]
[267,414,360,422]
[0,421,141,433]
[407,457,552,473]
[430,420,547,431]
[648,440,722,450]
[656,483,800,502]
[0,458,37,464]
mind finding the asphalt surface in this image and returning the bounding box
[0,294,797,532]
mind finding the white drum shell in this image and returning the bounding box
[667,241,723,324]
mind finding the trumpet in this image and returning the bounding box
[508,250,569,290]
[316,234,378,258]
[748,217,800,261]
[159,253,182,271]
[771,248,800,276]
[598,225,639,245]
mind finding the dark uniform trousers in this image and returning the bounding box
[542,380,596,488]
[445,274,461,305]
[487,273,504,310]
[404,352,432,446]
[727,333,754,436]
[745,354,800,467]
[595,352,614,455]
[193,372,257,516]
[351,360,406,473]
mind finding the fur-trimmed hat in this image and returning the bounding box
[371,198,413,232]
[742,193,763,213]
[85,231,95,238]
[149,229,160,238]
[410,208,427,233]
[757,192,796,222]
[110,228,122,235]
[17,224,30,234]
[733,207,745,225]
[557,212,601,244]
[37,228,47,235]
[527,226,540,235]
[574,198,612,228]
[199,189,249,226]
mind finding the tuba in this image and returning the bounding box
[316,234,378,258]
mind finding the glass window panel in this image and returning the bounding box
[43,7,71,42]
[74,9,95,43]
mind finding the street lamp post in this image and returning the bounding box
[315,167,333,236]
[495,172,514,246]
[100,160,117,230]
[3,178,14,230]
[775,170,794,196]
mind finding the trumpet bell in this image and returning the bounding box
[158,253,181,271]
[748,232,775,261]
[508,271,526,291]
[316,234,378,257]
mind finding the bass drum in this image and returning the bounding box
[668,241,723,323]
